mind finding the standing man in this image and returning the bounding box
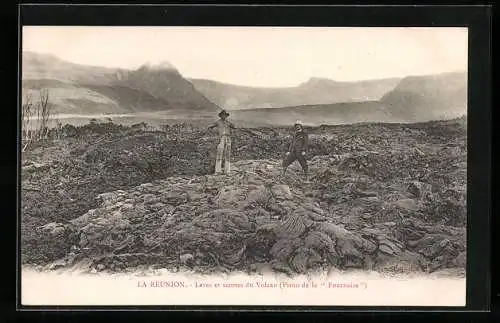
[282,120,309,179]
[208,110,235,175]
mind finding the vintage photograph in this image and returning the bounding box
[20,26,468,306]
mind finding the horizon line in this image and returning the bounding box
[21,50,468,88]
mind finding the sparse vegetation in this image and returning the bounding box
[21,88,55,152]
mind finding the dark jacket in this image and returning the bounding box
[288,131,308,153]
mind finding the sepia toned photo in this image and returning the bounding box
[20,26,468,306]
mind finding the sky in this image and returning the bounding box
[22,26,468,87]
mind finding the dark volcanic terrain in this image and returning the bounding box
[21,117,467,276]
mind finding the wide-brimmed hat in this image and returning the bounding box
[218,110,230,117]
[294,120,303,126]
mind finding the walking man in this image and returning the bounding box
[208,110,235,175]
[282,120,309,179]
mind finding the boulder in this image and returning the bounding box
[315,222,375,267]
[38,222,66,237]
[304,230,336,254]
[73,209,132,251]
[270,184,293,200]
[245,186,272,206]
[394,198,421,211]
[160,190,189,206]
[289,247,315,274]
[407,181,433,199]
[180,253,194,264]
[270,238,302,261]
[374,250,426,273]
[216,185,248,208]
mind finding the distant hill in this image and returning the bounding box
[225,72,467,127]
[189,76,401,110]
[226,101,392,127]
[114,64,217,113]
[21,52,467,126]
[21,52,219,114]
[22,51,119,85]
[380,71,467,122]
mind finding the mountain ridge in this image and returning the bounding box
[380,71,467,121]
[21,51,467,124]
[22,51,219,114]
[189,76,403,111]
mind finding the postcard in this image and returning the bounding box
[20,25,468,306]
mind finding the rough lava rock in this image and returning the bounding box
[61,157,465,275]
[21,119,467,275]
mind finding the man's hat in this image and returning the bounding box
[218,110,230,117]
[294,120,303,126]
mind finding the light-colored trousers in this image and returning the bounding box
[215,135,232,174]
